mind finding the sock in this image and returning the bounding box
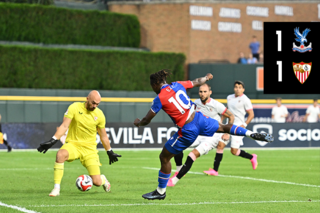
[176,152,196,179]
[174,152,183,171]
[238,150,253,160]
[54,184,60,189]
[100,175,106,186]
[3,139,8,146]
[54,162,64,185]
[213,153,223,172]
[230,125,248,136]
[157,186,166,194]
[157,170,170,194]
[172,177,179,185]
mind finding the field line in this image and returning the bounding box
[142,167,320,188]
[29,200,320,208]
[0,201,40,213]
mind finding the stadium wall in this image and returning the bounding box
[0,122,319,149]
[108,2,320,64]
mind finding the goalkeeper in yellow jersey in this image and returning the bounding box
[37,90,121,197]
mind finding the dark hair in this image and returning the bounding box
[314,99,318,102]
[276,97,282,101]
[234,80,245,89]
[150,69,171,85]
[253,35,257,38]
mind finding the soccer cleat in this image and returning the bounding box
[142,189,166,200]
[204,168,219,176]
[49,188,60,197]
[250,133,274,143]
[7,146,12,152]
[101,175,111,192]
[250,154,258,170]
[167,178,175,187]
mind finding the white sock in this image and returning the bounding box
[172,177,179,185]
[54,184,60,189]
[245,130,253,137]
[156,186,166,194]
[176,165,182,172]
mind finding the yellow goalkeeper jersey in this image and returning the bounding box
[64,102,106,148]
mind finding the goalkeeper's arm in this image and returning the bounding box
[98,127,121,165]
[37,117,72,153]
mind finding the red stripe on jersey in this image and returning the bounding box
[221,108,227,115]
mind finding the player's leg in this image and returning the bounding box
[230,137,258,170]
[172,151,184,178]
[204,138,228,176]
[85,154,111,192]
[50,143,79,197]
[217,123,273,143]
[142,123,199,200]
[168,148,200,187]
[3,139,12,152]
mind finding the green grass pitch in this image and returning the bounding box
[0,149,319,213]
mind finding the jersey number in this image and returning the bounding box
[168,90,191,114]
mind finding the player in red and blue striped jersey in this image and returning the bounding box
[134,70,273,200]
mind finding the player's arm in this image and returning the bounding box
[37,117,72,154]
[245,110,254,126]
[134,110,156,127]
[303,113,309,122]
[222,109,234,124]
[192,73,213,87]
[97,127,121,165]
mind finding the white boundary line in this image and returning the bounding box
[0,201,40,213]
[143,167,320,188]
[0,147,320,152]
[29,200,320,208]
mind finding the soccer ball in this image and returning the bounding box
[76,175,93,192]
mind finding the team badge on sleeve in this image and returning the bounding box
[292,62,312,84]
[292,27,312,53]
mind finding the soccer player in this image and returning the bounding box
[271,97,288,123]
[303,99,320,123]
[37,90,121,197]
[203,80,258,174]
[167,83,234,186]
[0,114,12,152]
[134,70,273,200]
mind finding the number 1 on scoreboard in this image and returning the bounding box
[276,30,282,52]
[277,61,282,82]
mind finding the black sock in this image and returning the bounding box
[213,153,223,172]
[176,156,194,179]
[174,152,184,167]
[239,150,253,160]
[3,139,8,147]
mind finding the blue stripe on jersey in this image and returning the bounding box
[151,95,162,114]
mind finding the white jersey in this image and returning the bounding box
[306,105,320,123]
[272,105,288,123]
[227,94,253,125]
[194,98,227,121]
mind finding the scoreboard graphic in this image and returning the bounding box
[264,22,320,94]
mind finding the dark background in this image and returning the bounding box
[264,22,320,94]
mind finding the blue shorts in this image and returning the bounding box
[165,112,219,155]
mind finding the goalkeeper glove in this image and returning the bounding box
[107,149,122,165]
[37,138,59,154]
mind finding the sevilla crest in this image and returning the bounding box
[292,62,312,84]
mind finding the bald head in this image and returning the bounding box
[86,90,101,111]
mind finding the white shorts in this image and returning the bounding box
[230,135,244,149]
[189,133,230,156]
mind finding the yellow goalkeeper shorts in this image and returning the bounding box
[60,142,101,175]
